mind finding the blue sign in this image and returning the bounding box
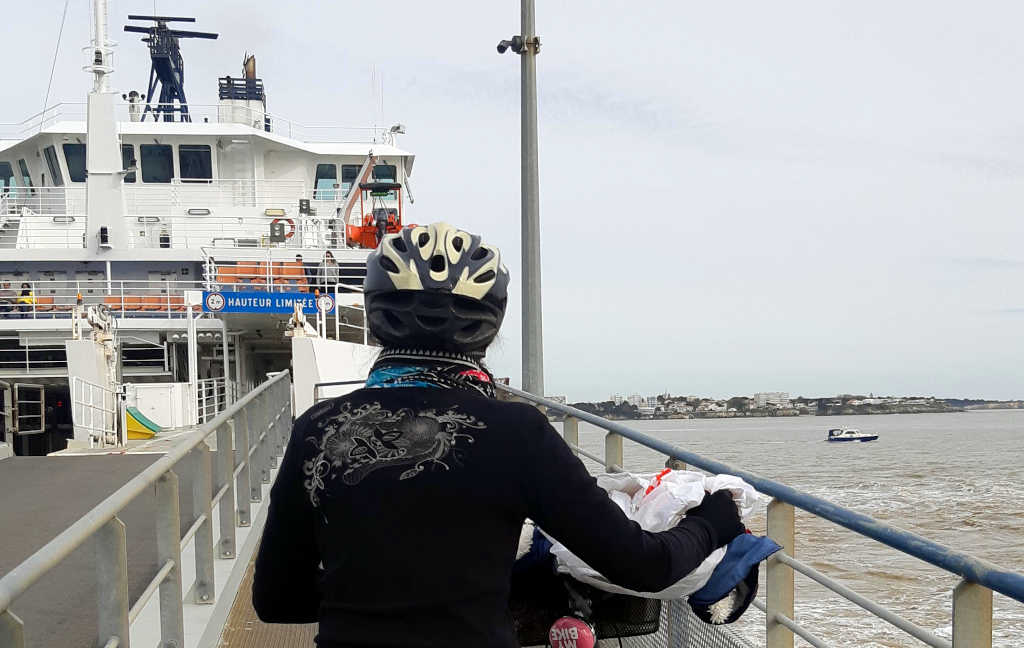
[202,291,335,314]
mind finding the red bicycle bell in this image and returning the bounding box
[548,616,597,648]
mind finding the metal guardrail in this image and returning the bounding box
[0,178,389,250]
[497,384,1024,648]
[0,102,392,143]
[0,279,205,320]
[70,376,120,448]
[0,370,293,648]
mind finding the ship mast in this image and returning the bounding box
[84,0,128,251]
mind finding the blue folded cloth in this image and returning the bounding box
[689,533,781,606]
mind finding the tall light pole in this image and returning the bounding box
[498,1,544,396]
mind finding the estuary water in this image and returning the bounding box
[564,409,1024,647]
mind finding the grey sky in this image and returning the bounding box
[5,1,1024,400]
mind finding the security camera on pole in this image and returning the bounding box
[498,0,545,397]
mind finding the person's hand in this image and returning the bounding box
[686,490,745,548]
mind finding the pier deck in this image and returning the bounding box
[0,453,195,648]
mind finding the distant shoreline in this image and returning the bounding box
[551,401,1024,422]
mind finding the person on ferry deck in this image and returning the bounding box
[295,254,318,292]
[317,250,341,294]
[253,222,744,648]
[0,282,16,315]
[16,283,34,318]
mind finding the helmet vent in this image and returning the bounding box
[416,314,448,329]
[392,237,407,253]
[474,269,495,284]
[379,256,400,273]
[418,232,430,247]
[430,255,446,273]
[452,237,463,251]
[471,247,488,261]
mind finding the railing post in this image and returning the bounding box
[604,431,622,473]
[562,416,579,455]
[244,403,263,502]
[953,580,992,647]
[665,457,687,470]
[216,421,237,559]
[155,471,185,648]
[264,395,279,470]
[96,516,130,648]
[189,443,215,604]
[233,411,253,523]
[0,610,25,648]
[257,396,272,484]
[766,498,795,648]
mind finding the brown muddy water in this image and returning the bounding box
[562,409,1024,647]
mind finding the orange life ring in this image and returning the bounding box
[272,218,295,239]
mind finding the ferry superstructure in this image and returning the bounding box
[0,4,410,452]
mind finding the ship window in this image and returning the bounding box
[372,164,397,182]
[63,143,87,182]
[121,145,136,183]
[341,164,360,195]
[179,144,212,182]
[140,144,174,183]
[314,163,337,200]
[0,162,14,190]
[43,146,64,186]
[371,164,397,198]
[17,159,34,193]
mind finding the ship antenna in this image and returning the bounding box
[39,0,71,132]
[124,15,219,122]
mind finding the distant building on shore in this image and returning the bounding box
[754,392,791,409]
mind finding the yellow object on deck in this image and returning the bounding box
[125,406,161,440]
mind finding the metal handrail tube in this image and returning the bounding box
[0,370,290,614]
[126,559,175,623]
[772,612,829,648]
[775,552,951,648]
[496,384,1024,605]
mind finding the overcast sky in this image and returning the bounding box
[5,1,1024,400]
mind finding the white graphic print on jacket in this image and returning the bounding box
[302,401,485,505]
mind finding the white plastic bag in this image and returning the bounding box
[543,469,759,599]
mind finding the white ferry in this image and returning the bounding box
[0,7,406,454]
[826,428,879,442]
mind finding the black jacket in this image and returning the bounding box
[253,387,719,647]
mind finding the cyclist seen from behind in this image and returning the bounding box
[253,222,745,647]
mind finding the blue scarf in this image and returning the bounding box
[366,348,496,398]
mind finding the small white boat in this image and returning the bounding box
[827,428,878,442]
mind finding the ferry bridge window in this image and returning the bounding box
[17,159,34,193]
[372,164,397,199]
[314,163,337,200]
[0,162,14,191]
[140,144,174,183]
[62,143,87,183]
[43,145,64,186]
[341,164,360,196]
[121,144,136,183]
[179,144,212,182]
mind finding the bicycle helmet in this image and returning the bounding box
[364,222,509,355]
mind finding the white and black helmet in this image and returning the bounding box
[364,222,509,354]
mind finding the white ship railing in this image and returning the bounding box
[197,377,229,424]
[498,384,1024,648]
[0,370,293,648]
[70,376,122,448]
[0,181,367,250]
[1,102,390,143]
[0,279,205,320]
